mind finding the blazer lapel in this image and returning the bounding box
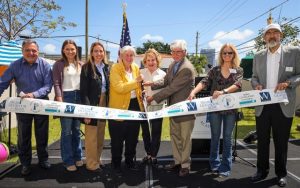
[169,62,176,80]
[277,47,285,81]
[260,51,267,86]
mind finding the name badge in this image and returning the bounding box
[286,67,293,72]
[229,69,237,74]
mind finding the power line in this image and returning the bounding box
[199,0,290,47]
[198,0,236,36]
[210,16,300,56]
[18,34,119,45]
[200,0,249,40]
[235,16,300,48]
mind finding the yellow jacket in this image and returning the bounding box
[109,61,144,114]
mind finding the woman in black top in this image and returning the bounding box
[80,42,109,172]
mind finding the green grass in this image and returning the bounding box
[2,109,300,162]
[236,108,300,139]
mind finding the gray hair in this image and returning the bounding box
[22,39,39,49]
[170,39,187,51]
[120,45,136,56]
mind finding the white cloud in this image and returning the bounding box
[19,29,32,38]
[207,29,256,58]
[214,29,254,41]
[43,44,56,54]
[208,40,223,51]
[140,34,164,42]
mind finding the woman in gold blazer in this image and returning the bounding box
[109,45,144,175]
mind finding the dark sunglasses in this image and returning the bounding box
[222,52,234,55]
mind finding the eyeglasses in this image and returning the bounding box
[171,50,185,54]
[23,49,38,53]
[222,52,234,55]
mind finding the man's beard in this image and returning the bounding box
[266,39,280,48]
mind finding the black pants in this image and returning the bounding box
[108,98,141,167]
[141,118,163,157]
[256,104,293,178]
[17,113,49,166]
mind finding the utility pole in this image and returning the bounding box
[85,0,88,62]
[195,31,199,56]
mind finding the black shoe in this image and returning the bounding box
[164,162,181,172]
[251,171,268,182]
[278,177,287,187]
[87,167,102,173]
[142,156,151,164]
[151,158,158,165]
[21,166,31,176]
[179,168,190,177]
[113,166,122,175]
[39,161,51,169]
[126,162,139,171]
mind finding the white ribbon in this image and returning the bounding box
[0,89,288,120]
[147,89,288,119]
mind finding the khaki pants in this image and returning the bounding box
[85,94,106,170]
[170,118,195,169]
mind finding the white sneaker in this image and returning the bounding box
[75,160,84,167]
[66,165,77,172]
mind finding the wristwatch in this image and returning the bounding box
[222,89,228,94]
[285,80,291,87]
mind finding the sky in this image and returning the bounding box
[32,0,300,62]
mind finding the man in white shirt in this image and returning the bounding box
[251,23,300,187]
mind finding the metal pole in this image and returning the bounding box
[8,85,12,148]
[195,31,199,56]
[85,0,89,62]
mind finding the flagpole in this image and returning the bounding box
[122,2,127,15]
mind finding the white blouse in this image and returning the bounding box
[140,68,166,106]
[63,63,81,91]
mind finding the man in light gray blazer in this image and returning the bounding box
[251,23,300,187]
[146,39,196,177]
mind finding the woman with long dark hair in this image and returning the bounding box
[53,39,83,171]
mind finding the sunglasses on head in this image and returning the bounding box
[222,52,234,55]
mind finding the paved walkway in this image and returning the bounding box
[0,139,300,188]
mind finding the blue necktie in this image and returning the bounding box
[173,62,180,75]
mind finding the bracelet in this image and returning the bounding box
[222,89,228,94]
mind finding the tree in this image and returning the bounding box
[187,54,208,76]
[136,40,171,54]
[254,17,300,51]
[0,0,76,41]
[245,51,255,57]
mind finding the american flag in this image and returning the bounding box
[119,12,131,48]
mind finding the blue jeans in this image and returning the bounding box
[209,112,235,176]
[60,90,82,166]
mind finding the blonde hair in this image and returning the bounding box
[85,42,107,78]
[218,43,240,68]
[88,42,108,65]
[142,48,162,67]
